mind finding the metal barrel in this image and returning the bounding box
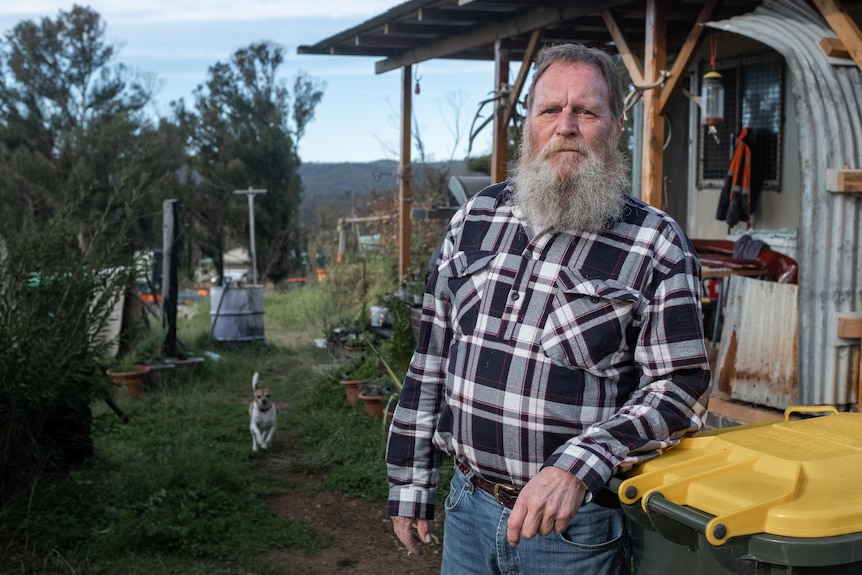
[209,285,265,344]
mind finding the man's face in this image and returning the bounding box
[524,62,623,177]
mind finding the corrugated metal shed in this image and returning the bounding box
[710,0,862,408]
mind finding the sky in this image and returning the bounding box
[0,1,501,164]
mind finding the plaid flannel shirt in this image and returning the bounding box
[386,182,711,520]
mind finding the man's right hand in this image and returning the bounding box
[391,516,432,555]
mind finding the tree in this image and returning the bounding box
[178,42,324,285]
[0,4,170,248]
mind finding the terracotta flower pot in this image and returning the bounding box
[339,379,366,406]
[107,365,151,398]
[358,392,384,418]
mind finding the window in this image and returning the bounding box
[698,53,784,190]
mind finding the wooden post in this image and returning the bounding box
[398,65,412,282]
[837,316,862,411]
[491,39,510,184]
[640,0,666,208]
[161,199,181,358]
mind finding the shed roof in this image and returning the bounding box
[298,0,764,74]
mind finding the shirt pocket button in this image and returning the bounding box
[511,292,520,301]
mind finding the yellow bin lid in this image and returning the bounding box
[619,407,862,546]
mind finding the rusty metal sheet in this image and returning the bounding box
[716,276,798,409]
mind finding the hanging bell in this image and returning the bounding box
[414,81,421,95]
[701,70,724,127]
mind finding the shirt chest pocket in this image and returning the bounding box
[540,271,640,375]
[438,251,498,336]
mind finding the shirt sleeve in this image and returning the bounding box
[545,232,712,496]
[385,212,463,520]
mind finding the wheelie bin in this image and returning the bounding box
[612,406,862,574]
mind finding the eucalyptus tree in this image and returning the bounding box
[177,42,324,284]
[0,4,174,247]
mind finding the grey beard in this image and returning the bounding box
[510,141,630,235]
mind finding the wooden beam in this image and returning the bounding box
[602,9,644,86]
[398,65,412,282]
[837,315,862,339]
[658,0,718,115]
[491,39,510,184]
[820,36,851,59]
[502,28,543,127]
[812,0,862,70]
[418,7,504,24]
[384,22,463,36]
[355,35,422,48]
[377,0,629,74]
[640,0,666,208]
[826,169,862,192]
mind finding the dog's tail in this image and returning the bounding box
[252,371,259,391]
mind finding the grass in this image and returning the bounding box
[0,264,432,575]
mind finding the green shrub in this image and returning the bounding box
[0,207,137,503]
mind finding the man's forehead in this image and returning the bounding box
[531,62,609,103]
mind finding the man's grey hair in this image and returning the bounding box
[525,43,624,122]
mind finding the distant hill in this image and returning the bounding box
[298,160,399,214]
[298,159,485,218]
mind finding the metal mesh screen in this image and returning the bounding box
[698,54,783,190]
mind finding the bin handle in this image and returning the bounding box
[644,492,713,532]
[783,405,838,421]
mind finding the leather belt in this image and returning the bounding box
[456,460,519,509]
[455,460,621,510]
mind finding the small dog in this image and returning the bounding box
[249,372,277,451]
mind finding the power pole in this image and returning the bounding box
[233,187,267,285]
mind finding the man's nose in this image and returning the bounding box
[555,112,581,136]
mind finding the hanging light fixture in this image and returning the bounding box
[701,34,725,127]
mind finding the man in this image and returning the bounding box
[386,43,711,574]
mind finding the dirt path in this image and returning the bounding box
[259,407,443,575]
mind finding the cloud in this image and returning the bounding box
[0,1,397,23]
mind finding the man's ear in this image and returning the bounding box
[612,115,624,145]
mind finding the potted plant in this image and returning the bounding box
[343,331,366,352]
[363,295,417,417]
[106,354,152,398]
[105,327,164,397]
[339,353,379,406]
[358,375,397,418]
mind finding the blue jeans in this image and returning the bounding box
[441,463,631,575]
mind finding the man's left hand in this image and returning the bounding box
[506,466,587,546]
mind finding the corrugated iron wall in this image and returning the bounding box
[710,0,862,408]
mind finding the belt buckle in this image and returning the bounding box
[493,482,517,506]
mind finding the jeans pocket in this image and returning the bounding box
[445,465,475,512]
[556,506,626,551]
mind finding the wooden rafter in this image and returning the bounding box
[658,0,719,114]
[812,0,862,71]
[502,28,543,127]
[602,9,644,86]
[377,0,628,74]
